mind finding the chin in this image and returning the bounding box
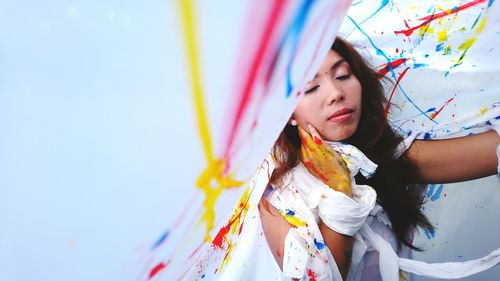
[324,129,356,142]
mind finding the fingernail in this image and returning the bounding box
[313,136,323,145]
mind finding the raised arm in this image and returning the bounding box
[405,130,499,184]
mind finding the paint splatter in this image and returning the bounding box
[314,238,326,250]
[424,228,436,239]
[430,97,455,119]
[148,261,169,279]
[307,268,318,281]
[427,184,444,201]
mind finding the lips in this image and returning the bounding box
[328,108,354,122]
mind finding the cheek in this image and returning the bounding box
[293,100,316,123]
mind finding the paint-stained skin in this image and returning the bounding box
[298,126,352,197]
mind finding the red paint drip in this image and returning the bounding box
[303,161,329,182]
[212,193,251,249]
[148,261,168,279]
[188,243,204,259]
[378,58,408,76]
[395,0,486,37]
[307,269,317,281]
[313,136,323,145]
[430,97,455,119]
[384,67,410,117]
[224,0,286,163]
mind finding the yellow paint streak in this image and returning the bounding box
[443,45,452,55]
[479,107,488,115]
[475,18,487,35]
[458,37,477,51]
[178,0,213,163]
[418,25,434,36]
[196,159,244,242]
[218,187,251,271]
[282,212,308,227]
[177,0,244,241]
[437,29,448,42]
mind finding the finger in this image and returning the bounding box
[308,124,324,145]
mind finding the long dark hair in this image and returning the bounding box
[270,37,433,250]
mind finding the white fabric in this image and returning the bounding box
[319,183,376,236]
[268,139,500,280]
[394,103,500,159]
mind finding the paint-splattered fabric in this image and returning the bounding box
[261,112,499,281]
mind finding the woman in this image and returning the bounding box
[259,37,499,280]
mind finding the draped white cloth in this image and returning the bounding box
[220,105,500,281]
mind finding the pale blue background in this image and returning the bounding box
[1,1,499,281]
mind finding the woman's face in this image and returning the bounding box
[293,50,362,142]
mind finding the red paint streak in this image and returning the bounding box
[303,161,329,182]
[238,220,245,235]
[188,243,204,259]
[403,19,411,30]
[149,261,169,279]
[384,67,410,117]
[307,268,317,281]
[377,58,408,76]
[395,0,486,37]
[224,0,286,162]
[420,0,486,21]
[430,97,455,119]
[395,48,399,53]
[313,136,323,145]
[212,193,251,249]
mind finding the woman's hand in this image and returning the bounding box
[298,124,352,197]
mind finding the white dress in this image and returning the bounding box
[217,105,500,281]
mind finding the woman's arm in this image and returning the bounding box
[319,221,353,279]
[258,197,352,280]
[405,130,499,184]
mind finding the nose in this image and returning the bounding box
[324,79,345,105]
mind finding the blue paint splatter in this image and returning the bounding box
[282,0,314,97]
[424,228,436,239]
[360,0,390,25]
[151,230,170,250]
[427,184,444,201]
[413,63,428,69]
[436,42,445,52]
[346,16,438,124]
[286,209,296,216]
[314,238,326,250]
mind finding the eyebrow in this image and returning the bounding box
[313,59,347,79]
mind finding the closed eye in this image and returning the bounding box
[305,85,319,94]
[336,74,350,81]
